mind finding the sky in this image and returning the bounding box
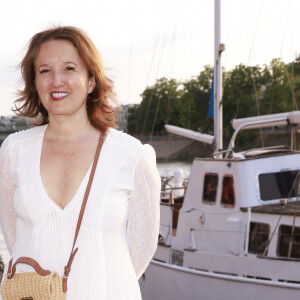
[0,0,299,116]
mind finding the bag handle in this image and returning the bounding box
[7,257,51,279]
[63,132,106,292]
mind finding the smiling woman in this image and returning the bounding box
[0,26,160,300]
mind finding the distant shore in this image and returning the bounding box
[135,130,300,161]
[135,134,213,161]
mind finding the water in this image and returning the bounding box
[0,161,192,266]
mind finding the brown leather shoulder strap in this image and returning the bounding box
[63,132,106,292]
[7,257,51,279]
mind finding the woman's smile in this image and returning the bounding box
[51,92,70,101]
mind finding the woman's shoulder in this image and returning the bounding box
[107,128,141,147]
[106,128,155,162]
[1,125,46,150]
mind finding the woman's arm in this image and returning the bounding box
[126,144,161,279]
[0,136,16,255]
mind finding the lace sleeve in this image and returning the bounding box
[0,136,16,255]
[127,144,161,279]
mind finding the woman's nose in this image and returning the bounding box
[51,71,64,87]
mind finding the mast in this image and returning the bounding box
[214,0,224,158]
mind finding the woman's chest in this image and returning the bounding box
[12,132,137,230]
[40,139,98,209]
[14,157,133,232]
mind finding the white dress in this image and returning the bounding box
[0,125,161,299]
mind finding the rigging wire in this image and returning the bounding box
[148,33,168,142]
[279,0,291,59]
[140,0,168,136]
[278,0,298,112]
[187,0,193,130]
[125,0,134,133]
[165,2,179,127]
[149,0,181,142]
[231,1,265,146]
[247,0,264,147]
[163,0,189,163]
[262,169,300,257]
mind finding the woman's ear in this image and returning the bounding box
[88,76,96,94]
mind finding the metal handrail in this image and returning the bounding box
[161,186,187,191]
[225,117,289,159]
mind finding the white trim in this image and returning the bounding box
[232,111,300,130]
[150,259,300,289]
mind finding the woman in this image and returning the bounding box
[0,26,160,299]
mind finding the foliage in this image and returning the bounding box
[0,255,4,273]
[127,56,300,138]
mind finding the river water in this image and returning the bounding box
[0,160,193,265]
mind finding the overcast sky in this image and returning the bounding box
[0,0,299,116]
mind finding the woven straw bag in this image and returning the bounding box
[1,134,105,300]
[1,258,66,300]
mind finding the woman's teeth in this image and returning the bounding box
[51,92,69,99]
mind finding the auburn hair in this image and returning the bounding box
[14,26,118,131]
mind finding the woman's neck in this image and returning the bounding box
[45,113,99,141]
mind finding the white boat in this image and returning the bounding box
[139,1,300,299]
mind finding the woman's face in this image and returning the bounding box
[34,39,95,119]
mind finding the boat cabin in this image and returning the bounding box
[158,101,300,270]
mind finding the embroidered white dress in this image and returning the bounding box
[0,125,160,299]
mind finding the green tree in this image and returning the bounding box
[127,56,300,149]
[181,65,213,133]
[223,64,264,136]
[261,58,293,114]
[0,255,4,273]
[128,78,182,135]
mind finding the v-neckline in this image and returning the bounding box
[36,125,93,212]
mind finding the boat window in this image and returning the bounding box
[259,170,300,201]
[221,174,235,207]
[278,225,300,258]
[202,173,218,204]
[248,222,270,255]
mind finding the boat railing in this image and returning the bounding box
[159,190,187,263]
[223,117,289,159]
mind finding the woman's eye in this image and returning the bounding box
[66,66,75,71]
[39,69,49,74]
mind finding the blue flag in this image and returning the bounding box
[208,75,214,119]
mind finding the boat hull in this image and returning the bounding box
[139,260,300,300]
